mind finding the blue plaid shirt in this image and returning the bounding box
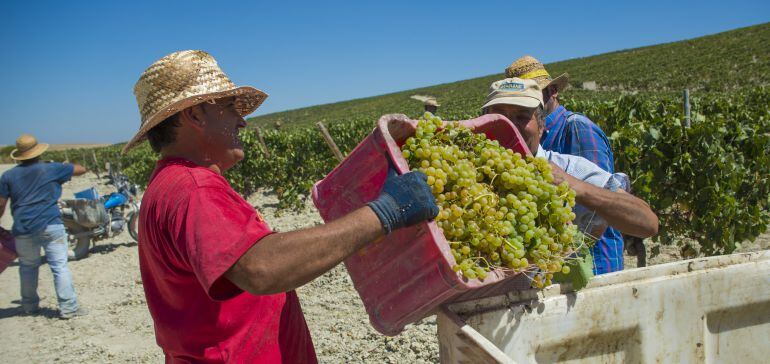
[541,105,625,274]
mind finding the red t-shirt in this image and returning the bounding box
[138,157,317,363]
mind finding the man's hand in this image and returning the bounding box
[71,164,87,176]
[368,169,439,234]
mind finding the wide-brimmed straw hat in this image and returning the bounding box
[124,50,268,152]
[505,55,569,92]
[424,98,440,107]
[482,78,544,110]
[10,134,49,161]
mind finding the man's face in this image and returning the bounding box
[198,96,247,171]
[485,103,542,153]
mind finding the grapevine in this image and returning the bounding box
[41,87,770,258]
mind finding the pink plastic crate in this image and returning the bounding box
[312,113,534,335]
[0,229,17,275]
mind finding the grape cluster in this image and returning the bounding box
[401,113,579,288]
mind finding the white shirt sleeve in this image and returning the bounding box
[536,145,620,189]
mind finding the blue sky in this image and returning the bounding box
[1,0,768,145]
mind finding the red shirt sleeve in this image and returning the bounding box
[180,185,273,301]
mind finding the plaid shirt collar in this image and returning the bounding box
[545,105,567,129]
[541,105,568,147]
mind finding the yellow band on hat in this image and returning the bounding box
[519,69,551,80]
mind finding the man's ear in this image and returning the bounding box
[178,104,206,131]
[550,85,559,100]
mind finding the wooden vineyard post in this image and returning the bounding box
[91,150,101,179]
[683,89,691,128]
[625,236,647,267]
[254,126,271,158]
[316,122,344,162]
[64,150,70,163]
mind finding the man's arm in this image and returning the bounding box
[71,163,87,176]
[551,163,659,238]
[226,206,382,295]
[226,170,438,296]
[0,196,6,221]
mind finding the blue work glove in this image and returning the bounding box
[368,168,439,234]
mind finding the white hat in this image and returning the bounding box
[482,78,543,110]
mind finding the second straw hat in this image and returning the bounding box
[505,55,569,92]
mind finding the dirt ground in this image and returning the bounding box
[0,164,767,363]
[0,166,438,363]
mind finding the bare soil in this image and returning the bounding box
[0,163,767,363]
[0,165,438,363]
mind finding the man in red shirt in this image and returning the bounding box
[124,50,438,363]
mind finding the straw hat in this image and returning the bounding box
[424,98,440,107]
[10,134,49,161]
[505,55,569,92]
[482,78,544,110]
[124,50,268,152]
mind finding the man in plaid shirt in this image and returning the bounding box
[506,56,624,274]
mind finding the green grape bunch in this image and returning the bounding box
[401,113,582,288]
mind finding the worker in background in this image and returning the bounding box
[0,134,89,319]
[506,55,626,274]
[424,98,439,114]
[481,77,658,240]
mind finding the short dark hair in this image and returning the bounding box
[147,113,181,153]
[20,156,41,165]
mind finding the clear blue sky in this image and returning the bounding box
[1,0,768,145]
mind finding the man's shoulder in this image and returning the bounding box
[565,110,597,126]
[2,164,23,174]
[0,164,25,181]
[0,168,8,188]
[565,109,610,137]
[0,166,12,179]
[43,162,72,174]
[180,165,228,189]
[541,148,589,167]
[146,160,231,199]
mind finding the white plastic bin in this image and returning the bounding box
[437,250,770,363]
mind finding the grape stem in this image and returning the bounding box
[463,193,495,209]
[471,256,493,268]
